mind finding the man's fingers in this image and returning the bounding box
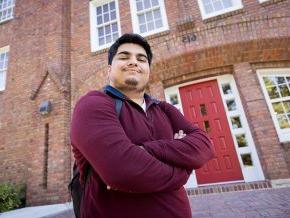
[174,133,179,139]
[179,130,184,135]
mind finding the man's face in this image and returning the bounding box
[108,43,150,92]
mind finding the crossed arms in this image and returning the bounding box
[70,92,214,194]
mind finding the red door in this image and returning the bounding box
[179,80,243,184]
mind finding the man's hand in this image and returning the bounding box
[174,130,186,139]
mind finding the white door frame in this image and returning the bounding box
[164,74,265,188]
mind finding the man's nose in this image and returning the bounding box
[128,57,138,66]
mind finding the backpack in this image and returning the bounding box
[68,96,123,218]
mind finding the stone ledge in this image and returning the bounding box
[271,179,290,188]
[186,180,272,196]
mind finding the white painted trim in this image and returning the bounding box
[256,68,290,142]
[89,0,122,52]
[217,75,265,182]
[258,0,270,3]
[197,0,243,20]
[129,0,169,37]
[164,74,265,188]
[0,0,15,23]
[0,45,9,91]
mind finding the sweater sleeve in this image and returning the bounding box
[70,93,189,193]
[142,102,215,171]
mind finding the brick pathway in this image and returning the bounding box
[189,187,290,218]
[45,187,290,218]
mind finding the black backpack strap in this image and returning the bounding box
[115,98,123,118]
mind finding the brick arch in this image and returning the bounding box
[150,37,289,84]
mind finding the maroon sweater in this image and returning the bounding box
[70,86,214,218]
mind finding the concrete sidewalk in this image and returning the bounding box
[1,187,290,218]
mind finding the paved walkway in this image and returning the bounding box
[189,187,290,218]
[1,187,290,218]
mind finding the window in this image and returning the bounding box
[0,0,15,23]
[197,0,243,19]
[130,0,169,36]
[257,69,290,142]
[90,0,121,51]
[0,46,9,91]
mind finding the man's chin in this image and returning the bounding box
[124,78,138,86]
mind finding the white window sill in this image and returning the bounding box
[201,5,243,20]
[0,17,14,25]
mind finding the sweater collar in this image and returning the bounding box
[104,85,160,106]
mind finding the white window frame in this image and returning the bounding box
[0,45,9,91]
[197,0,243,20]
[257,68,290,142]
[129,0,169,37]
[0,0,15,23]
[89,0,122,52]
[258,0,270,3]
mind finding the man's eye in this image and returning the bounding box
[138,58,147,62]
[119,56,128,60]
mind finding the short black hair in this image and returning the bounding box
[108,33,153,66]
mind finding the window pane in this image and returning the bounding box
[147,21,154,31]
[96,6,102,15]
[279,85,290,97]
[213,0,223,11]
[266,86,280,99]
[277,115,290,129]
[200,104,207,116]
[97,15,103,25]
[0,72,5,90]
[203,120,210,132]
[140,24,147,33]
[106,34,112,43]
[241,154,253,167]
[146,11,153,22]
[105,25,111,34]
[222,83,232,94]
[109,1,115,10]
[151,0,159,7]
[144,0,151,9]
[169,94,178,105]
[203,2,214,14]
[110,9,116,19]
[263,76,277,86]
[284,101,290,113]
[277,77,286,84]
[113,33,119,41]
[226,99,237,111]
[103,4,109,12]
[231,116,242,129]
[138,14,145,24]
[236,134,248,148]
[99,37,105,46]
[223,0,232,8]
[155,19,163,28]
[272,102,284,114]
[104,12,110,23]
[112,23,118,33]
[98,27,104,37]
[153,9,161,19]
[136,1,143,11]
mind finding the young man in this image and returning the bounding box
[70,33,214,218]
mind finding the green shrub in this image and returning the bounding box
[0,183,25,212]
